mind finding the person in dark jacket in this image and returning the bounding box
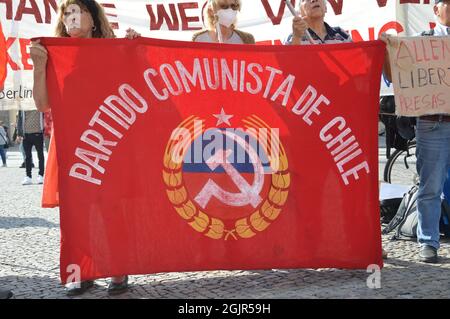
[16,110,45,185]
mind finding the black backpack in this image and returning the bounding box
[382,185,419,239]
[383,185,450,240]
[380,197,403,224]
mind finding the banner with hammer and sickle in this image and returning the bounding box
[41,37,384,283]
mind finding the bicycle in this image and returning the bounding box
[379,95,419,185]
[383,139,418,185]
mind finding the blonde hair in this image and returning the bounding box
[55,0,115,38]
[203,0,242,30]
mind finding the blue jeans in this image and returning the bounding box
[0,144,6,165]
[416,119,450,249]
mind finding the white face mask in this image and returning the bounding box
[216,8,237,28]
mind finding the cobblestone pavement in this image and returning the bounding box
[1,150,449,299]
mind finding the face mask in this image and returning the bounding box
[216,8,237,28]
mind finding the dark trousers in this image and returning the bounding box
[0,144,6,165]
[23,133,45,177]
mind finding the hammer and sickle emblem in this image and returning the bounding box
[194,131,264,209]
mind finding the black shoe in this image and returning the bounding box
[66,280,94,296]
[419,245,438,263]
[107,276,129,296]
[0,289,13,299]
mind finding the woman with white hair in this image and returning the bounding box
[193,0,255,44]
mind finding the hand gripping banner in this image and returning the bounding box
[41,37,385,283]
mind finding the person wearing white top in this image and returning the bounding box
[192,0,255,44]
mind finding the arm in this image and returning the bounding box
[290,16,308,45]
[30,40,50,112]
[382,50,392,83]
[379,33,392,83]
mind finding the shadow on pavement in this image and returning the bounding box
[0,217,59,229]
[0,275,65,299]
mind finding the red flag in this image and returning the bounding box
[41,37,385,283]
[0,22,7,88]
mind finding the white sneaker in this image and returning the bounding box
[22,177,33,185]
[37,175,44,184]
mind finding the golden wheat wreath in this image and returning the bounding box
[162,115,290,240]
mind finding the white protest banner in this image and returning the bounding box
[0,0,438,110]
[387,36,450,117]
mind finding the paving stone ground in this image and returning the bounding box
[1,149,449,299]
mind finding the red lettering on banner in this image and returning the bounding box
[325,0,431,16]
[376,0,388,6]
[178,2,201,31]
[399,0,431,4]
[0,0,57,23]
[350,21,404,42]
[101,3,119,29]
[15,0,42,23]
[261,0,295,25]
[327,0,344,15]
[44,0,58,23]
[4,37,33,71]
[20,38,32,70]
[147,4,179,31]
[5,37,19,71]
[146,2,202,31]
[0,0,13,19]
[261,0,432,24]
[327,0,431,15]
[379,21,404,35]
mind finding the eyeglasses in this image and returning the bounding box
[218,2,239,10]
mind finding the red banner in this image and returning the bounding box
[41,37,385,283]
[0,22,7,87]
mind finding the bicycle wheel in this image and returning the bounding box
[383,141,418,185]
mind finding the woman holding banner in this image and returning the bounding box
[193,0,255,44]
[30,0,140,297]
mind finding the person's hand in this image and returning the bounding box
[125,28,141,39]
[15,136,23,144]
[30,40,48,71]
[379,32,391,44]
[292,16,308,39]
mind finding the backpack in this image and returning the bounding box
[382,185,419,239]
[380,197,403,224]
[383,185,450,240]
